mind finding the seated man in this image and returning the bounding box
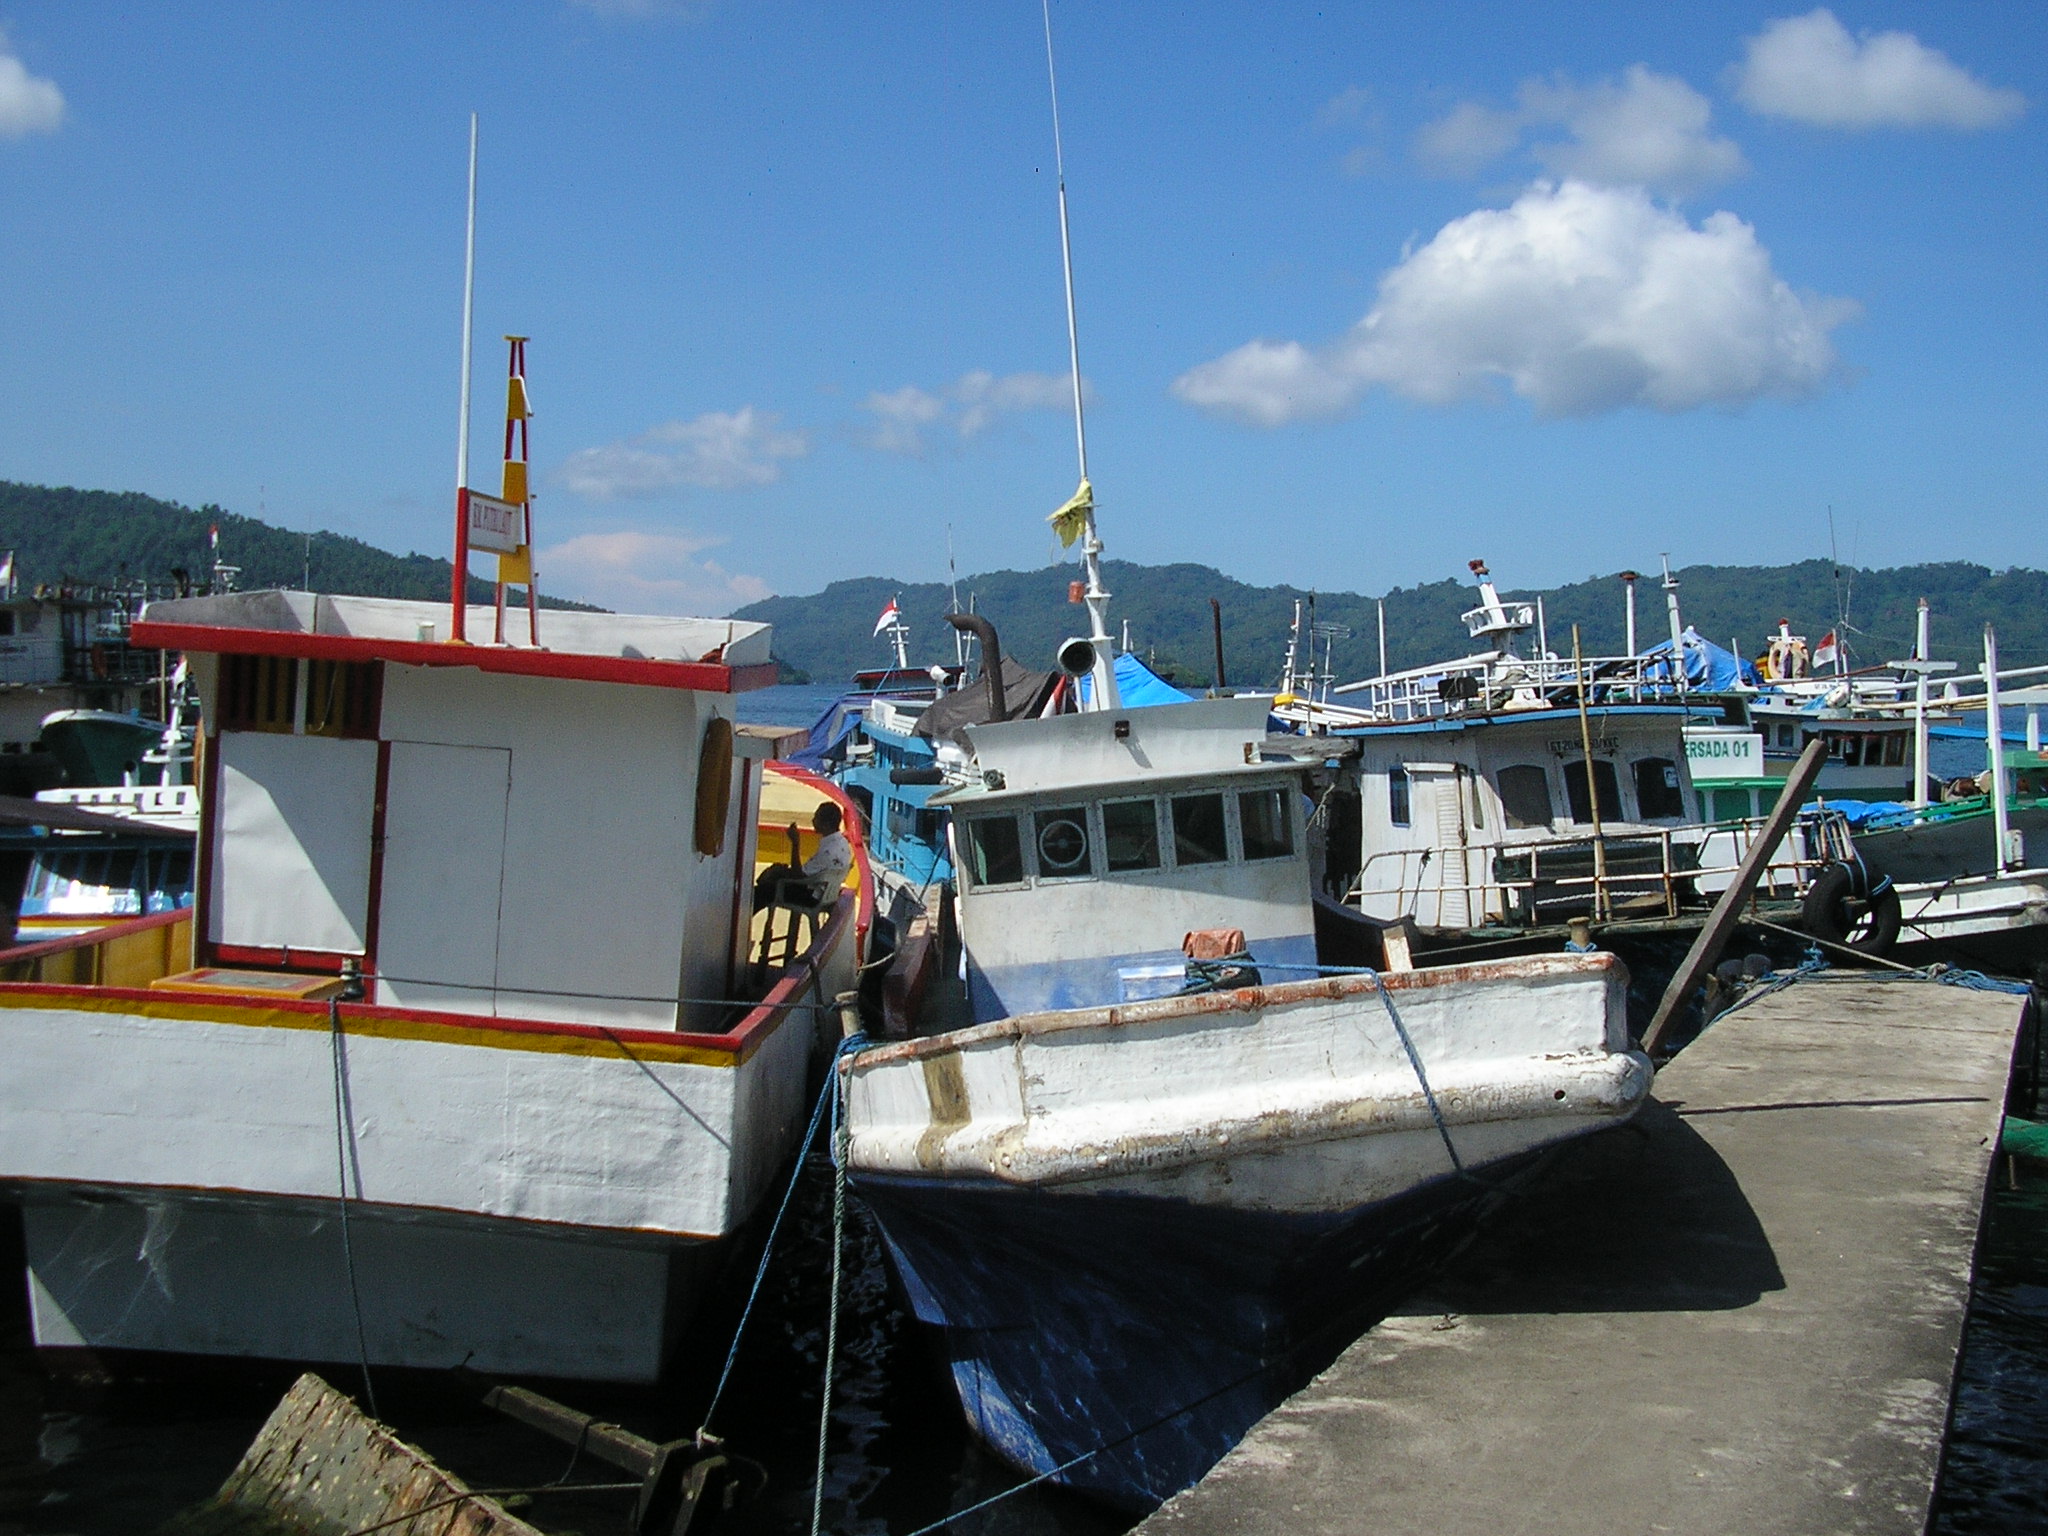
[754,801,853,911]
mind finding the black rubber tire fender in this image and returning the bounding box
[1800,861,1903,958]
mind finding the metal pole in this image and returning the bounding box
[1621,572,1638,658]
[1661,555,1686,697]
[1912,598,1931,808]
[1209,597,1227,693]
[1572,626,1609,921]
[451,113,478,643]
[1042,0,1118,711]
[1988,624,2012,873]
[1377,598,1387,677]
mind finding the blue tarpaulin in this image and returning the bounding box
[1078,651,1195,709]
[1640,628,1762,691]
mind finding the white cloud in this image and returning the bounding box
[557,407,807,499]
[0,36,63,140]
[1734,9,2025,130]
[1173,180,1854,425]
[859,370,1078,455]
[537,530,771,617]
[1417,67,1743,197]
[1316,86,1373,129]
[1415,100,1524,178]
[1525,67,1745,196]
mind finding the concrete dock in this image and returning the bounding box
[1139,974,2025,1536]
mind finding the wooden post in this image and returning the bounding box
[1641,736,1829,1059]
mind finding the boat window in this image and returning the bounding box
[1778,724,1797,748]
[1883,733,1907,767]
[1172,794,1229,866]
[961,815,1025,888]
[1034,807,1094,879]
[1632,757,1686,820]
[1495,764,1552,829]
[1238,787,1293,861]
[1103,798,1161,872]
[1389,766,1411,828]
[1839,736,1862,767]
[1467,772,1485,830]
[1563,760,1622,824]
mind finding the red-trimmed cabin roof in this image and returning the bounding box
[133,590,777,694]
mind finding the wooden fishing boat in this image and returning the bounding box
[841,690,1648,1507]
[0,590,867,1382]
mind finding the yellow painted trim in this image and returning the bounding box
[0,985,759,1067]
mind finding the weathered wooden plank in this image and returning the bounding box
[157,1374,543,1536]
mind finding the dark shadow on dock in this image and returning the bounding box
[1398,1099,1786,1316]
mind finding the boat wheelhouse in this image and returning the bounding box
[0,590,866,1381]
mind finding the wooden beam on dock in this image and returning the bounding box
[1642,736,1829,1059]
[1138,974,2021,1536]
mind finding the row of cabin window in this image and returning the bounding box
[1388,756,1687,831]
[1760,720,1909,765]
[961,785,1295,890]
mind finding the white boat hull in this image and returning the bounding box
[841,950,1648,1506]
[0,898,857,1380]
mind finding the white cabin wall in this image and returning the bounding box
[379,666,704,1031]
[212,732,377,954]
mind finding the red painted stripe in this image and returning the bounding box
[129,621,779,695]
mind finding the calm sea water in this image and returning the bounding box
[739,684,846,732]
[2,692,2041,1531]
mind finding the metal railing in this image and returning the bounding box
[1346,809,1854,928]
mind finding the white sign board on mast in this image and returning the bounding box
[464,489,524,555]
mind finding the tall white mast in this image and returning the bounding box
[1042,0,1120,710]
[456,114,478,504]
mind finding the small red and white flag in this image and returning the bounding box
[1813,629,1839,668]
[873,599,901,637]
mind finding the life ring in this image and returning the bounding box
[1800,860,1901,959]
[694,715,734,857]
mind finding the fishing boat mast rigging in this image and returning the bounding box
[1041,0,1119,712]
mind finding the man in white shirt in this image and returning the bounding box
[754,802,853,910]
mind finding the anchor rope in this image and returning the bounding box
[327,998,379,1419]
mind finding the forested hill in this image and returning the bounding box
[735,558,2048,688]
[0,481,596,609]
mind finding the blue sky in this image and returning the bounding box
[0,2,2038,615]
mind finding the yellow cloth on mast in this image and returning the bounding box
[1048,478,1093,548]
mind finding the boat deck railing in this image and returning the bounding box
[0,907,192,987]
[1347,810,1853,927]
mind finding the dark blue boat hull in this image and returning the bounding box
[852,1155,1536,1510]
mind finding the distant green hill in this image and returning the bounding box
[736,558,2048,688]
[0,481,598,610]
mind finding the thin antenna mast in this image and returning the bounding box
[450,113,479,642]
[1042,0,1119,710]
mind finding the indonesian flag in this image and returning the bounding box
[873,599,900,637]
[1813,630,1839,668]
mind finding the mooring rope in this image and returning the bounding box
[697,1062,838,1441]
[811,1034,866,1536]
[326,998,379,1419]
